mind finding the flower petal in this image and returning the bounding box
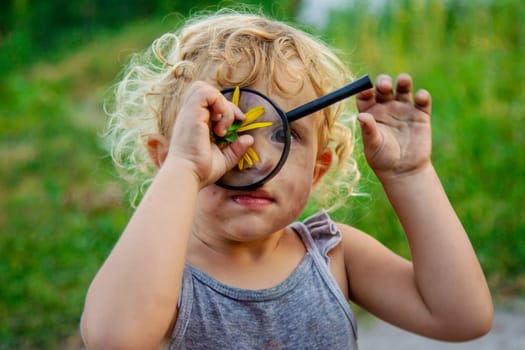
[232,86,240,106]
[237,121,273,132]
[243,153,253,166]
[237,157,244,170]
[241,106,265,126]
[246,147,260,162]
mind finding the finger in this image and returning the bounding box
[357,112,383,152]
[219,134,254,171]
[183,81,228,125]
[356,87,376,112]
[232,103,246,121]
[209,89,226,122]
[414,89,432,115]
[394,73,413,103]
[209,95,242,137]
[375,74,394,103]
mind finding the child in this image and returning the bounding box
[81,10,493,349]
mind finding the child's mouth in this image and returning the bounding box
[231,192,274,208]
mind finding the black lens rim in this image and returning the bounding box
[215,87,291,190]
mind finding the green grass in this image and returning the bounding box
[1,1,524,348]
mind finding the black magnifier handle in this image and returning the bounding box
[286,74,373,122]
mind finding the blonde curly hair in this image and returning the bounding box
[105,9,361,209]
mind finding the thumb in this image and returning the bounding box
[220,135,254,171]
[357,113,382,151]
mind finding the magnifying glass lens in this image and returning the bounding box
[217,89,289,189]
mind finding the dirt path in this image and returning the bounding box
[358,301,525,350]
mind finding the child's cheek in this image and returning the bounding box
[282,155,315,207]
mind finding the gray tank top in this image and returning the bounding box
[167,211,358,349]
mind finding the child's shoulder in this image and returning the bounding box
[299,210,363,239]
[295,210,366,251]
[334,220,381,257]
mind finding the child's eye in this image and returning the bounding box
[270,128,298,143]
[270,127,287,143]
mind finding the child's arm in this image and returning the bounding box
[343,74,493,341]
[81,81,252,349]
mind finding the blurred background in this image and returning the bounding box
[1,0,523,348]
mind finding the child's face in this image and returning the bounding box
[194,76,327,239]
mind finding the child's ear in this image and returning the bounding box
[312,149,332,186]
[147,134,170,168]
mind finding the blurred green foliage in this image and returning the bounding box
[0,0,299,74]
[1,0,524,348]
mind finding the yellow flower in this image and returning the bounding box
[213,86,273,170]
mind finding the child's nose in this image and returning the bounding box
[250,155,275,174]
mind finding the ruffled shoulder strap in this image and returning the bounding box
[291,210,342,265]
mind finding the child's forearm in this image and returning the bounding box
[380,163,493,337]
[81,158,199,349]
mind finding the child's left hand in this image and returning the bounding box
[356,73,432,182]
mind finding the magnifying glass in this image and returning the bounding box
[213,74,373,190]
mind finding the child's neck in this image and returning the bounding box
[187,227,306,289]
[192,228,285,261]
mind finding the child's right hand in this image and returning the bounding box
[356,73,432,183]
[166,81,254,188]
